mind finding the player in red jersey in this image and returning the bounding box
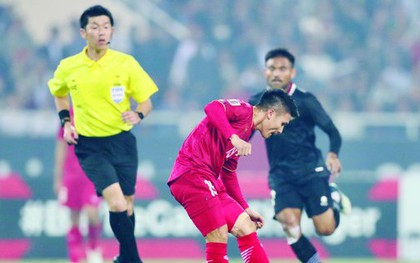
[54,108,103,263]
[168,89,299,263]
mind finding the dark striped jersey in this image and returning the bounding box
[249,83,341,184]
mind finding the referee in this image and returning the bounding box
[48,5,158,263]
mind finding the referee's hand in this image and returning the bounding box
[63,123,78,145]
[122,111,142,125]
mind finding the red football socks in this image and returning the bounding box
[237,232,269,263]
[206,242,229,262]
[67,226,83,263]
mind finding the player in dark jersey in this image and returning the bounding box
[168,89,298,263]
[249,48,352,263]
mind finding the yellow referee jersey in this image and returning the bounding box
[48,48,158,137]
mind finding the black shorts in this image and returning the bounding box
[75,131,138,196]
[270,176,332,218]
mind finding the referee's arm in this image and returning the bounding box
[54,96,71,112]
[134,98,153,119]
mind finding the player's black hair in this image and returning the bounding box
[265,48,295,67]
[257,89,299,119]
[80,5,114,29]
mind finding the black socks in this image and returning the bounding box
[291,235,319,263]
[109,211,142,263]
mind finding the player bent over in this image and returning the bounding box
[168,89,299,262]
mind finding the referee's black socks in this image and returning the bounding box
[110,210,142,263]
[118,212,137,263]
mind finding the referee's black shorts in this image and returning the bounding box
[75,131,138,196]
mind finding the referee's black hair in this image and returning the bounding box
[265,48,295,68]
[256,89,299,119]
[80,5,114,29]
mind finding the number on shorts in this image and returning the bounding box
[204,180,218,197]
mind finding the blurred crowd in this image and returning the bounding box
[1,0,420,112]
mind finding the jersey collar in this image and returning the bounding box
[82,47,112,67]
[286,82,297,96]
[266,82,297,96]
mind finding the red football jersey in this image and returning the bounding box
[168,99,254,184]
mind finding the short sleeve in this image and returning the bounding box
[48,61,69,97]
[127,57,158,103]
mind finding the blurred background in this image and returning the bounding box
[0,0,419,262]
